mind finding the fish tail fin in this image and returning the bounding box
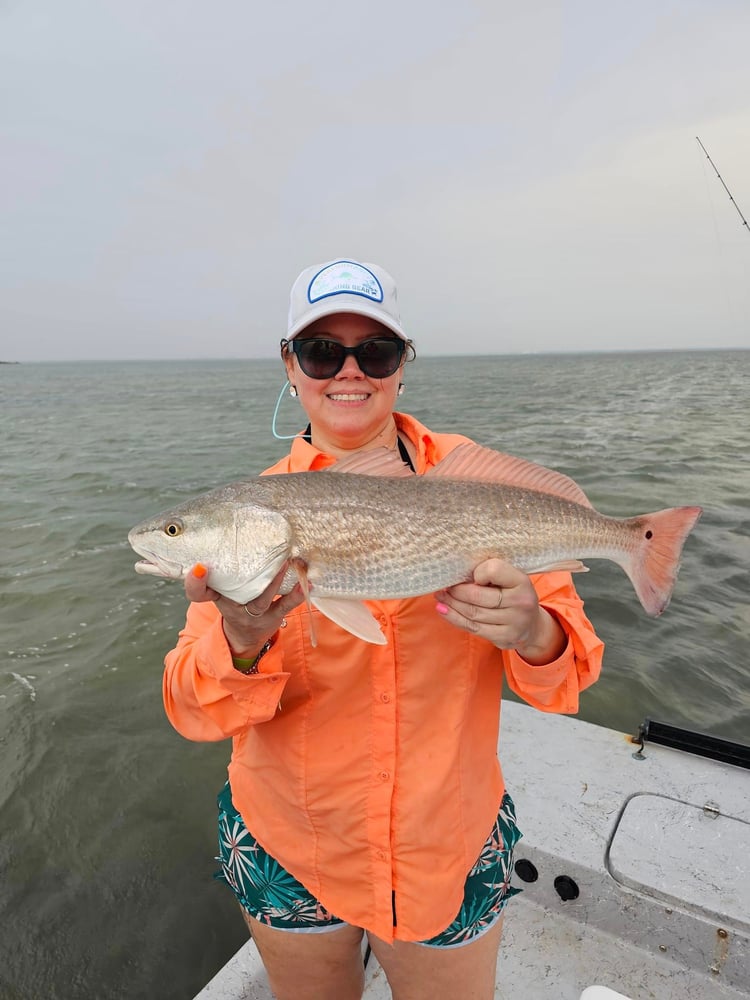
[621,506,702,616]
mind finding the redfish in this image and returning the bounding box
[128,444,702,644]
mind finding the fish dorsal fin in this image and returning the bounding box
[327,448,414,478]
[427,443,593,507]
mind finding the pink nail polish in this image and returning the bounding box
[435,602,449,615]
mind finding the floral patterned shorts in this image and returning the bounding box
[215,782,522,948]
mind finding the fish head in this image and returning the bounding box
[128,495,293,604]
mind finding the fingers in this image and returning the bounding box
[436,558,540,649]
[469,557,527,592]
[221,581,305,657]
[437,560,523,618]
[184,563,305,615]
[240,563,297,617]
[185,564,222,602]
[232,581,307,632]
[435,590,508,635]
[438,581,504,615]
[186,562,307,658]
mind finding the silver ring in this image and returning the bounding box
[243,603,264,617]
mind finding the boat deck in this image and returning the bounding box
[196,702,750,1000]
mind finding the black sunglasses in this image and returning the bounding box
[282,337,408,380]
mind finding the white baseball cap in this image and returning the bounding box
[286,259,408,341]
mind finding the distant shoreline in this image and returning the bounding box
[5,346,750,365]
[5,347,750,365]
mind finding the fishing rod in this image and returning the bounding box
[696,136,750,236]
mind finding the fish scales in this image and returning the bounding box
[215,473,643,599]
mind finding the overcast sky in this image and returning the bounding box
[2,0,749,361]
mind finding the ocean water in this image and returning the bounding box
[1,350,748,999]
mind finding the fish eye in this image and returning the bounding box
[164,520,183,537]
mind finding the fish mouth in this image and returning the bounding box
[132,551,185,581]
[135,559,184,580]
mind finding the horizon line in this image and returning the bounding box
[4,345,749,365]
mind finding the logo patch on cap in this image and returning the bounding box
[308,261,383,305]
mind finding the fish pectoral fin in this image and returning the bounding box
[428,443,593,507]
[291,558,317,648]
[528,560,590,574]
[310,596,387,645]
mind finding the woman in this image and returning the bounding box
[164,258,604,1000]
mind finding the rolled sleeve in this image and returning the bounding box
[163,601,290,741]
[503,572,604,714]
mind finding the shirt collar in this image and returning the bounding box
[286,412,439,474]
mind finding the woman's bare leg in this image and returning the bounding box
[243,910,365,1000]
[367,916,504,1000]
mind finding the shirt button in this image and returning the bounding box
[377,850,387,861]
[379,693,390,703]
[379,770,390,781]
[268,676,279,683]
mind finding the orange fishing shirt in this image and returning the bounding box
[163,413,604,942]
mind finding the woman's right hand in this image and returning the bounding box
[185,563,305,658]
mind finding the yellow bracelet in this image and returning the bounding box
[232,639,274,675]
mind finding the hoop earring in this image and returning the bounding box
[289,385,298,398]
[397,383,405,396]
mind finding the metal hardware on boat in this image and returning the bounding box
[553,875,580,901]
[514,859,539,883]
[631,725,646,760]
[702,801,721,819]
[710,926,730,975]
[712,925,730,974]
[634,718,750,769]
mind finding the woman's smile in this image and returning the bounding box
[326,391,370,403]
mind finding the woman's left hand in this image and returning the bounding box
[435,558,567,665]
